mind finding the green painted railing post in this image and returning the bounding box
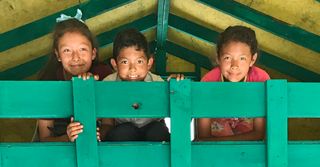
[170,79,192,167]
[266,80,288,167]
[155,0,170,75]
[72,78,99,167]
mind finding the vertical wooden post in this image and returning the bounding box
[266,80,288,167]
[155,0,170,75]
[72,78,99,167]
[170,79,192,167]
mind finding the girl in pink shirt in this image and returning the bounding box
[197,25,269,141]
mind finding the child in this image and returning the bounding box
[37,12,113,142]
[103,28,183,141]
[197,25,269,141]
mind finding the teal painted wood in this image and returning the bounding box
[0,0,132,52]
[0,56,48,80]
[97,14,157,47]
[198,0,320,53]
[0,81,73,118]
[191,82,265,118]
[1,80,320,167]
[72,78,99,167]
[266,80,288,167]
[287,83,320,117]
[155,0,170,75]
[166,40,212,69]
[192,142,266,167]
[98,142,170,167]
[0,143,76,167]
[95,81,169,118]
[170,79,192,167]
[1,142,320,167]
[169,14,219,43]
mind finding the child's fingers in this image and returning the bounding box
[176,74,181,81]
[70,117,74,123]
[97,132,101,142]
[69,135,78,142]
[69,128,83,136]
[180,74,185,80]
[94,75,99,81]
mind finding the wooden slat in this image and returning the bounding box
[170,79,192,167]
[266,80,288,167]
[72,78,99,167]
[0,81,72,118]
[191,82,265,118]
[95,81,169,118]
[288,83,320,117]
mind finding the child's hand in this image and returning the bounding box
[97,127,101,142]
[78,72,99,80]
[167,73,185,81]
[66,117,83,142]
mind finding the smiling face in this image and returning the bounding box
[217,41,257,82]
[55,32,96,77]
[111,46,153,81]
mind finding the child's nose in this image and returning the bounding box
[71,51,80,62]
[129,63,137,71]
[231,59,239,69]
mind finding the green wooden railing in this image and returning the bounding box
[0,79,320,167]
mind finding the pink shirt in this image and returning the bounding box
[201,66,270,137]
[201,66,270,82]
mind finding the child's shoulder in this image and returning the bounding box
[248,66,270,82]
[201,67,221,82]
[103,72,118,81]
[148,72,164,82]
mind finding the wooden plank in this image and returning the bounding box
[288,83,320,117]
[0,143,76,167]
[266,80,288,167]
[72,78,99,167]
[191,82,265,118]
[95,82,169,118]
[155,0,170,75]
[170,79,192,167]
[99,142,170,167]
[0,81,72,118]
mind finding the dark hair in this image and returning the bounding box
[113,28,149,59]
[216,25,258,58]
[39,19,99,80]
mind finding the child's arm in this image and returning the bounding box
[197,118,265,141]
[38,119,69,142]
[99,118,114,141]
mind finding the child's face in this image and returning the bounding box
[55,32,96,76]
[217,41,257,82]
[111,46,153,81]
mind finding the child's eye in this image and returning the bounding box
[240,57,247,61]
[79,48,88,52]
[137,59,144,64]
[223,56,230,61]
[120,60,128,64]
[62,49,71,54]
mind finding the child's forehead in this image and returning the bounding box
[117,47,148,59]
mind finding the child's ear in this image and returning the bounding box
[55,50,61,62]
[215,56,220,65]
[110,58,118,71]
[147,57,154,70]
[250,53,258,67]
[92,48,97,60]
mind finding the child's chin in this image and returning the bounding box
[124,78,144,81]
